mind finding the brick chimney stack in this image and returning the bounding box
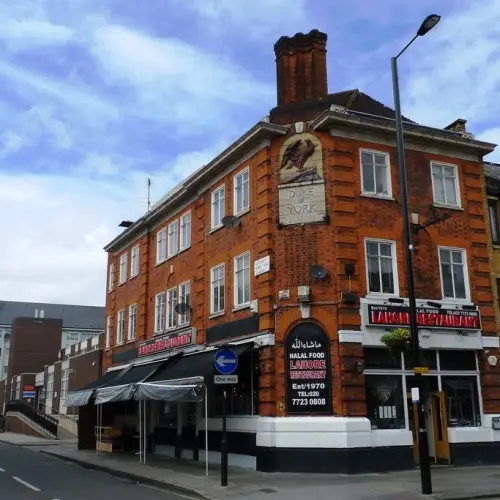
[274,29,328,107]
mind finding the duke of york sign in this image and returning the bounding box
[367,304,481,331]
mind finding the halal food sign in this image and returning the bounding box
[285,323,333,415]
[367,304,481,331]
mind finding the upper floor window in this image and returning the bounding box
[431,162,461,208]
[116,309,125,345]
[131,245,140,278]
[439,247,469,300]
[211,264,225,314]
[155,292,166,333]
[234,167,250,215]
[105,316,111,349]
[128,304,137,341]
[119,253,127,284]
[167,287,178,329]
[179,282,191,326]
[46,373,54,400]
[180,211,192,250]
[365,239,398,295]
[156,228,167,264]
[211,185,225,229]
[360,150,391,198]
[489,199,500,245]
[234,252,251,307]
[168,220,179,258]
[108,264,115,292]
[61,369,69,399]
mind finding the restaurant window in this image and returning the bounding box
[365,375,405,430]
[403,349,438,370]
[439,350,476,371]
[442,376,481,427]
[210,350,259,416]
[157,402,177,427]
[364,348,402,370]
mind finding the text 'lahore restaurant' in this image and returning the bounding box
[369,305,481,329]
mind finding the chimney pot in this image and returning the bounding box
[274,29,328,106]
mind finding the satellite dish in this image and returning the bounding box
[222,216,241,229]
[309,264,328,280]
[175,303,190,315]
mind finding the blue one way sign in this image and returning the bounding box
[214,348,238,375]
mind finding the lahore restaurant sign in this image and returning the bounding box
[285,323,333,415]
[367,304,481,331]
[138,327,195,357]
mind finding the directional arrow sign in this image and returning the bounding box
[214,348,238,375]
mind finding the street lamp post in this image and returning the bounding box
[391,14,441,496]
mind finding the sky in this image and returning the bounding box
[0,0,499,306]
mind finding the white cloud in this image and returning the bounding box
[90,25,273,130]
[1,132,24,154]
[0,18,72,49]
[179,0,310,39]
[479,128,500,162]
[402,1,500,131]
[0,143,223,305]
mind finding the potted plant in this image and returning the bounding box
[381,328,411,356]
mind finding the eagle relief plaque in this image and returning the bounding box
[278,132,326,225]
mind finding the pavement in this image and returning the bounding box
[0,440,198,500]
[3,432,500,500]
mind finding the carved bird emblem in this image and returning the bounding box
[280,139,316,171]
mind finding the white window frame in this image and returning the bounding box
[130,245,140,278]
[61,369,69,399]
[15,379,20,400]
[234,251,251,308]
[167,220,179,258]
[106,316,111,349]
[167,287,178,329]
[47,373,54,400]
[438,246,471,302]
[116,309,125,345]
[178,281,191,326]
[210,264,225,314]
[179,211,192,251]
[360,149,392,199]
[155,292,166,333]
[128,304,137,341]
[364,238,399,296]
[156,228,167,264]
[430,161,461,208]
[211,185,225,230]
[108,264,115,292]
[118,253,128,284]
[233,167,250,215]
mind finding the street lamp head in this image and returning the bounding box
[417,14,441,36]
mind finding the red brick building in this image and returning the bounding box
[77,30,500,473]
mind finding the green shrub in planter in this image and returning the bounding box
[380,328,411,354]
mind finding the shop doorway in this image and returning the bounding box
[406,376,450,465]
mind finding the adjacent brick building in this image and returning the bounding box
[80,30,500,473]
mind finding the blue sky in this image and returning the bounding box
[0,0,499,305]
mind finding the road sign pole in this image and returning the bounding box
[221,384,228,487]
[214,347,237,488]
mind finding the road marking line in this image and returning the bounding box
[12,476,41,491]
[0,468,5,472]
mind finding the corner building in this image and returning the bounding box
[94,30,500,473]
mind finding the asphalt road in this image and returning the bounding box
[0,442,199,500]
